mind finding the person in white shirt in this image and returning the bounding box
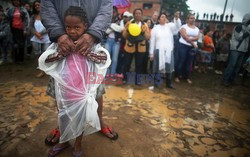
[104,6,123,78]
[149,11,181,88]
[175,13,199,84]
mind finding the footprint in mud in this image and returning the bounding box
[198,136,217,146]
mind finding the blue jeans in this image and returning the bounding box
[176,43,194,79]
[32,42,50,55]
[223,50,245,83]
[105,38,120,75]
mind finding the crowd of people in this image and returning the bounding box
[0,0,250,156]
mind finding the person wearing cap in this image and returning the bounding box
[116,11,133,76]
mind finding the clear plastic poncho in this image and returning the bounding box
[38,43,111,143]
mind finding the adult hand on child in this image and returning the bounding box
[57,34,75,56]
[75,33,96,56]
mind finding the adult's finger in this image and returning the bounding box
[78,45,88,56]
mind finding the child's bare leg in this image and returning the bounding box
[73,134,83,154]
[97,96,118,139]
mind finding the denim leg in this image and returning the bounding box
[184,47,194,79]
[42,43,51,53]
[176,43,187,78]
[231,52,245,81]
[224,50,241,82]
[110,41,120,75]
[104,38,114,75]
[32,42,41,55]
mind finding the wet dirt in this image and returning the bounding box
[0,60,250,157]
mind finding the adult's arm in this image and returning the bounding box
[110,23,124,33]
[21,8,30,34]
[86,0,112,42]
[169,18,182,35]
[149,27,156,59]
[142,23,151,40]
[40,0,65,42]
[180,28,199,42]
[179,28,192,43]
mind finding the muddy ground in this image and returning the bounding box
[0,59,250,157]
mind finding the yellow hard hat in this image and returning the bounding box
[128,23,141,36]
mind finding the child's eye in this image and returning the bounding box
[75,26,80,30]
[65,26,70,29]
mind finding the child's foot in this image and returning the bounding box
[72,147,83,157]
[48,142,70,157]
[100,123,118,140]
[45,128,60,146]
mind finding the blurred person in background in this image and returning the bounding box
[0,11,12,65]
[149,12,181,89]
[215,33,231,74]
[7,0,29,63]
[122,8,150,85]
[198,30,214,73]
[116,11,133,77]
[24,2,32,58]
[104,6,123,80]
[30,0,50,78]
[175,13,199,84]
[223,13,250,87]
[150,11,159,29]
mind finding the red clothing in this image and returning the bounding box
[12,8,24,30]
[202,35,214,52]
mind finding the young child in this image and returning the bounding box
[39,6,110,157]
[198,30,214,73]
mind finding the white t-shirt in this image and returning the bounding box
[31,20,50,44]
[179,24,199,46]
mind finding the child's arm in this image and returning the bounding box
[45,51,64,63]
[86,51,107,64]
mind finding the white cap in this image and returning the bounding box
[123,11,133,17]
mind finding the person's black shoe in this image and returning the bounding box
[166,84,175,89]
[223,81,230,87]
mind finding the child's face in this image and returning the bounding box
[64,15,87,41]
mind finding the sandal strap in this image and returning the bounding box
[48,144,70,157]
[72,149,83,157]
[101,126,112,134]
